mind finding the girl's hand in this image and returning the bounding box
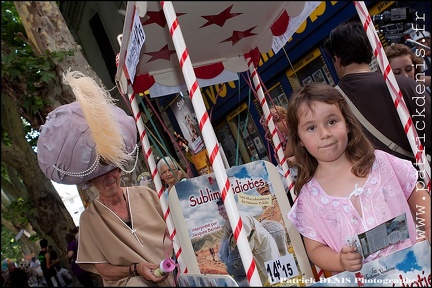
[339,246,363,272]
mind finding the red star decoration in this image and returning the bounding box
[200,4,242,28]
[144,44,176,62]
[221,26,257,46]
[143,10,186,28]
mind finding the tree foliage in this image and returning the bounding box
[1,1,139,265]
[1,1,69,132]
[1,1,93,263]
[1,227,22,261]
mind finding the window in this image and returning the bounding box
[89,13,117,81]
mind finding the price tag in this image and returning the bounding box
[264,254,299,285]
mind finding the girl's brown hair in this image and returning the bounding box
[286,83,375,194]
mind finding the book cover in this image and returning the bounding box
[169,160,314,286]
[345,213,409,260]
[178,273,239,287]
[309,240,431,287]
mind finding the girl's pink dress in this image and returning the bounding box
[287,150,419,266]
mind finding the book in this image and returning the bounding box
[345,213,409,260]
[169,160,314,286]
[308,240,431,287]
[178,273,239,287]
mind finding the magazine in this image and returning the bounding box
[169,160,314,286]
[346,213,409,260]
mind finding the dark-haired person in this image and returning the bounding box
[65,232,95,287]
[4,261,29,287]
[323,21,431,164]
[216,199,280,286]
[38,239,60,287]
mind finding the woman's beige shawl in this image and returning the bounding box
[76,186,174,286]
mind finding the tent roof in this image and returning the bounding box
[115,1,309,97]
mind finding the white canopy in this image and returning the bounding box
[115,1,317,97]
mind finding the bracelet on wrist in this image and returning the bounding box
[129,263,138,276]
[133,263,139,276]
[127,262,139,282]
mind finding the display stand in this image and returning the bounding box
[169,160,314,286]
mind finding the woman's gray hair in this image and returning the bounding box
[157,156,179,172]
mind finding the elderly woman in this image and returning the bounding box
[157,156,187,194]
[37,70,174,287]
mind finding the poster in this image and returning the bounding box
[171,95,204,154]
[302,76,313,85]
[169,160,314,286]
[312,69,325,83]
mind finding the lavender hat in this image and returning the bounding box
[37,71,138,185]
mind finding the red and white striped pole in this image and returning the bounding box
[244,52,296,202]
[116,4,187,274]
[125,83,188,274]
[354,1,431,192]
[245,51,330,281]
[160,1,262,285]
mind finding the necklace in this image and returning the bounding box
[97,189,130,224]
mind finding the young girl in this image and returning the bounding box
[285,82,430,274]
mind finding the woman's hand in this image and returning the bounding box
[136,262,169,283]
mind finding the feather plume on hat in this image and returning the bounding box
[37,70,137,185]
[62,70,132,168]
